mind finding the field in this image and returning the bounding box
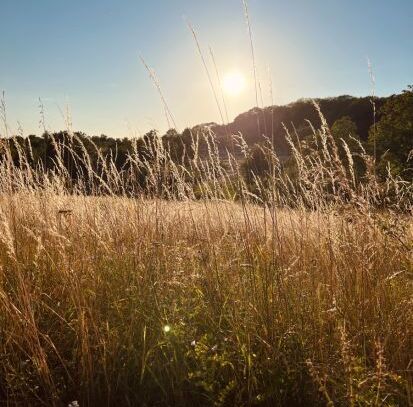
[1,0,412,404]
[0,174,411,405]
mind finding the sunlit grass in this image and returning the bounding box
[0,189,411,405]
[0,1,411,403]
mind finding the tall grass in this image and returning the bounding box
[0,1,412,404]
[0,105,412,406]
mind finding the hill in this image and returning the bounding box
[198,95,386,158]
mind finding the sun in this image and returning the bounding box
[222,71,246,96]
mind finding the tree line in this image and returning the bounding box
[1,87,412,192]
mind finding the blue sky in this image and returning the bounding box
[1,0,412,137]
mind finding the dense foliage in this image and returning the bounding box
[369,86,413,179]
[2,91,412,198]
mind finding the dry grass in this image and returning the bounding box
[0,189,411,405]
[0,3,411,401]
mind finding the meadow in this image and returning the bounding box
[0,113,412,406]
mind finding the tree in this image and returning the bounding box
[369,86,413,179]
[241,143,270,191]
[331,115,361,157]
[331,116,365,177]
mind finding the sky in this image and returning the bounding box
[0,0,412,138]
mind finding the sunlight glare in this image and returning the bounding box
[223,71,246,96]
